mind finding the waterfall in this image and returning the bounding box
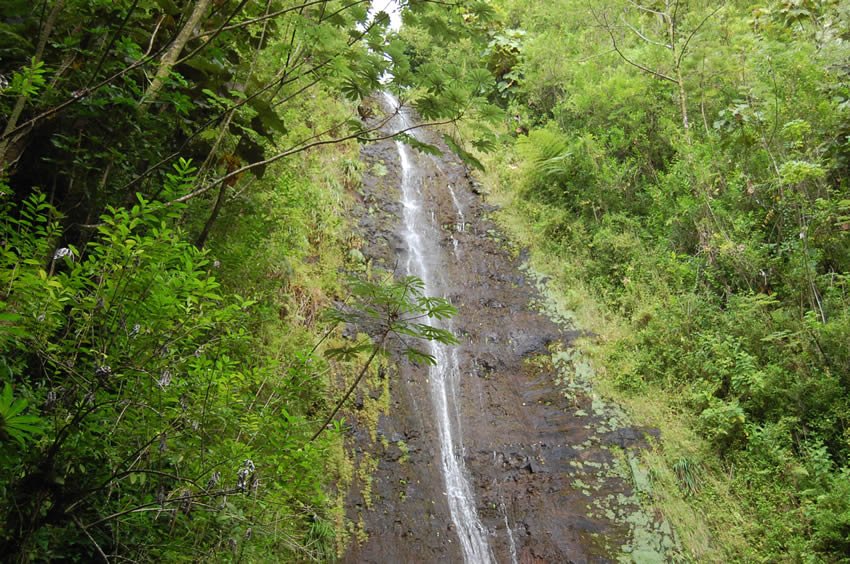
[383,91,493,564]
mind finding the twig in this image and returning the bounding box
[73,515,109,563]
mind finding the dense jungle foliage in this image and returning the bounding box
[4,0,850,561]
[0,0,494,560]
[455,0,850,560]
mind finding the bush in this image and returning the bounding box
[0,187,331,560]
[810,470,850,557]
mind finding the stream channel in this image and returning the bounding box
[342,92,680,564]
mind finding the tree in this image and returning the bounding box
[312,275,458,441]
[593,0,724,141]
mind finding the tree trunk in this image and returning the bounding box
[675,64,691,139]
[141,0,212,109]
[666,4,691,142]
[195,181,227,249]
[0,0,66,171]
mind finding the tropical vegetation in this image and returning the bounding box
[3,0,850,561]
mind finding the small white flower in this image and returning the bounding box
[236,459,256,491]
[157,370,172,389]
[53,247,73,261]
[206,471,221,490]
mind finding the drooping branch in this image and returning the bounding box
[166,112,458,207]
[121,9,392,192]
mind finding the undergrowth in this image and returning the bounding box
[481,142,850,562]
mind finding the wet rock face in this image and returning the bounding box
[343,101,677,563]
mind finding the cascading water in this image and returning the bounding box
[447,183,465,260]
[383,91,493,564]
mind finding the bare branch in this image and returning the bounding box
[671,0,680,31]
[593,10,677,83]
[83,487,244,529]
[625,0,665,17]
[677,4,724,68]
[620,14,671,48]
[309,333,386,442]
[166,105,458,207]
[196,0,335,37]
[73,516,109,563]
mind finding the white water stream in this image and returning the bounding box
[383,92,493,563]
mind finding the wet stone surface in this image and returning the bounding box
[343,100,679,563]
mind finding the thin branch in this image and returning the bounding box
[677,4,723,69]
[73,515,109,563]
[119,65,291,192]
[166,117,375,205]
[0,35,172,143]
[173,0,252,66]
[594,10,677,84]
[141,0,213,107]
[111,468,205,490]
[0,0,66,167]
[86,0,141,88]
[122,10,391,191]
[625,0,665,17]
[168,111,457,206]
[320,0,370,23]
[620,15,670,48]
[671,0,680,32]
[83,488,243,529]
[310,333,386,442]
[196,0,333,37]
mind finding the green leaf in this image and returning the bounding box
[442,135,485,172]
[324,342,374,361]
[0,383,45,447]
[395,133,443,157]
[404,347,437,366]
